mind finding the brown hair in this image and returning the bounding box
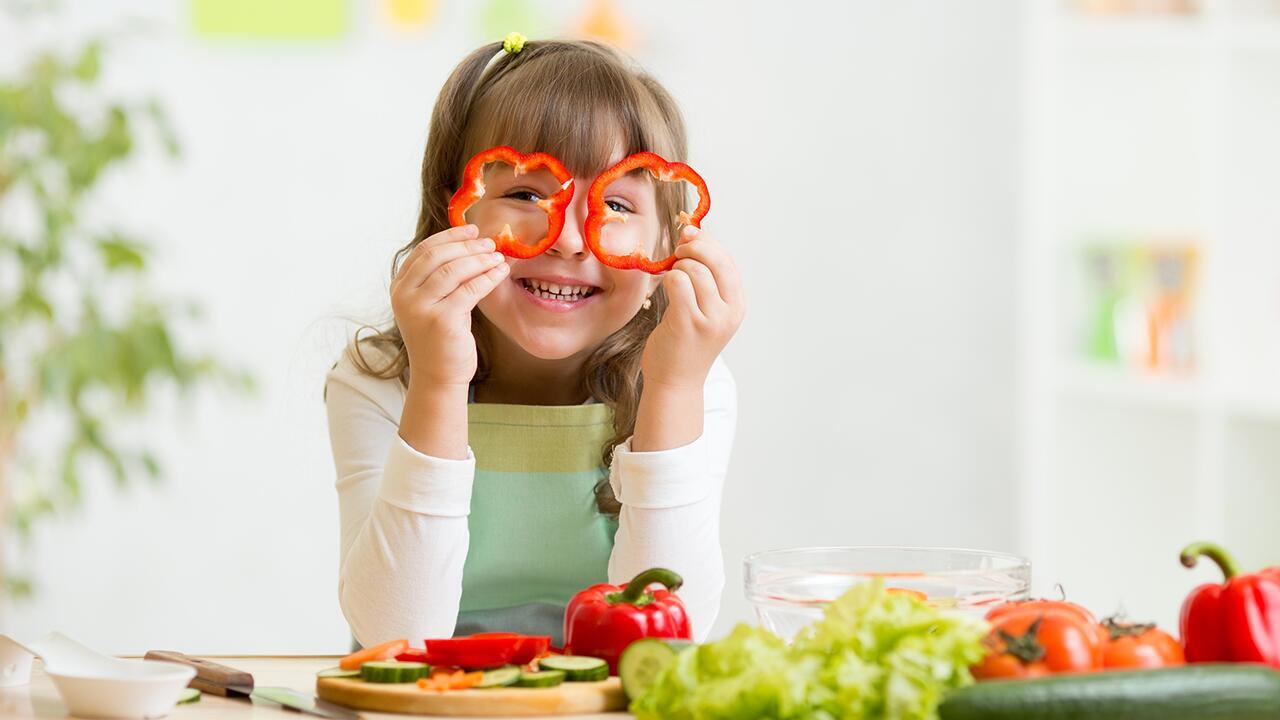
[352,40,690,516]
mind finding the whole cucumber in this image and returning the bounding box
[939,664,1280,720]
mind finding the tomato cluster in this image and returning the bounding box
[973,599,1185,680]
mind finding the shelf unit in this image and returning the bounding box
[1021,0,1280,632]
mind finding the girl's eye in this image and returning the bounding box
[606,199,633,214]
[505,189,543,202]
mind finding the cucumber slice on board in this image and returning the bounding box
[515,670,566,688]
[177,688,200,704]
[316,667,362,679]
[538,655,608,682]
[476,665,521,688]
[619,639,693,700]
[359,660,431,683]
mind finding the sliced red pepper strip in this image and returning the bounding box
[457,632,550,665]
[395,647,430,663]
[424,634,526,669]
[447,145,575,259]
[584,152,711,274]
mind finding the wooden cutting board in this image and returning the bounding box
[315,675,627,716]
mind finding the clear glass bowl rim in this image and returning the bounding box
[743,545,1031,578]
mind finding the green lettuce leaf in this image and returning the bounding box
[631,580,989,720]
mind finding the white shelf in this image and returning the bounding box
[1054,363,1205,410]
[1021,0,1280,631]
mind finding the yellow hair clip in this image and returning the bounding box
[502,31,526,54]
[480,31,526,82]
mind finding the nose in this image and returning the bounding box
[545,179,591,260]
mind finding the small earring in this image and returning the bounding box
[642,297,652,311]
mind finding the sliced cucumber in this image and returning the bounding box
[177,688,200,704]
[515,670,565,688]
[477,665,521,688]
[316,667,362,679]
[539,655,609,682]
[619,639,693,701]
[359,660,431,683]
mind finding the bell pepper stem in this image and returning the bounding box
[1180,541,1242,580]
[618,568,683,604]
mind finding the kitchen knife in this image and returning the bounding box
[144,651,359,719]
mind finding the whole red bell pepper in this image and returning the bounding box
[1179,541,1280,667]
[563,567,692,674]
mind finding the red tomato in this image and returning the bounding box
[1101,619,1186,669]
[972,608,1106,680]
[987,599,1109,647]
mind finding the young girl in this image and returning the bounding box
[325,37,744,648]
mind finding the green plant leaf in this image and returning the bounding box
[97,233,147,270]
[72,40,102,82]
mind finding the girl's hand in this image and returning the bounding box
[641,226,746,391]
[390,224,509,389]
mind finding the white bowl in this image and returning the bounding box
[46,660,196,720]
[0,635,35,687]
[745,545,1032,641]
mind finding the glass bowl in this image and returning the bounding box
[744,546,1031,640]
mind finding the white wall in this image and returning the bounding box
[1,0,1023,653]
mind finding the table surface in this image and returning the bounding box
[0,657,630,720]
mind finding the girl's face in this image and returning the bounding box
[474,150,663,361]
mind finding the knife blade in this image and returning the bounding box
[144,651,360,719]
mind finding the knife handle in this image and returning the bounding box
[144,650,254,696]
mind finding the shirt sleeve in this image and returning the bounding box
[606,357,737,642]
[325,347,476,646]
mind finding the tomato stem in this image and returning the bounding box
[999,617,1048,665]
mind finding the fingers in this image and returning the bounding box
[673,227,744,307]
[419,250,508,302]
[672,258,721,318]
[662,266,702,323]
[397,225,483,278]
[396,227,496,291]
[438,262,511,312]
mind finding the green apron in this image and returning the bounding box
[454,401,618,644]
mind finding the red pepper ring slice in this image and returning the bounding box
[446,145,575,259]
[584,152,711,274]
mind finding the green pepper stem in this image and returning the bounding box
[618,568,683,604]
[1180,541,1242,580]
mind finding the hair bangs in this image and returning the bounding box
[463,43,675,180]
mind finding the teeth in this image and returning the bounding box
[521,278,596,300]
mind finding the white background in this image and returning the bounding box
[1,0,1022,653]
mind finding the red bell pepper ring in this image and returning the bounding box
[563,567,693,675]
[584,152,711,274]
[1179,541,1280,667]
[447,145,575,259]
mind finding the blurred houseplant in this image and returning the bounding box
[0,37,243,598]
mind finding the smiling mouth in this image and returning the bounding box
[520,278,599,302]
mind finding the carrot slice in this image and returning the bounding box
[339,639,409,670]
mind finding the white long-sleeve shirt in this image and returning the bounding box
[324,348,736,646]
